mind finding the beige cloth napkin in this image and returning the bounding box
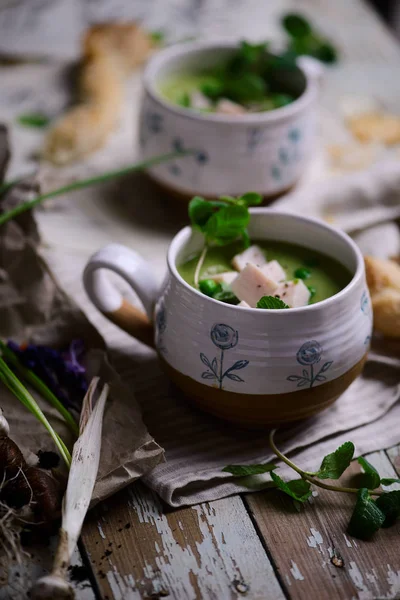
[134,159,400,506]
[0,128,164,506]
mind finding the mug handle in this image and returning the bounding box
[83,243,158,348]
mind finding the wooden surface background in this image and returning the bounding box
[0,0,400,598]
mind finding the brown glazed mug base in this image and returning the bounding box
[147,173,297,206]
[160,354,367,428]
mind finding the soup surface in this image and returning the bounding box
[178,240,352,306]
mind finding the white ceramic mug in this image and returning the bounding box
[139,41,321,200]
[83,210,372,427]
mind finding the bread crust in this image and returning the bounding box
[365,255,400,338]
[43,23,154,165]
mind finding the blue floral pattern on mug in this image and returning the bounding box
[200,324,249,389]
[287,341,333,388]
[168,137,209,176]
[271,127,302,181]
[139,110,164,148]
[360,290,370,317]
[155,303,167,355]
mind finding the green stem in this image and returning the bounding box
[0,341,79,436]
[0,357,71,467]
[194,245,208,288]
[269,430,383,497]
[0,150,193,227]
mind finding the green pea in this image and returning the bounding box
[176,92,191,108]
[199,279,221,297]
[294,267,311,280]
[307,285,316,302]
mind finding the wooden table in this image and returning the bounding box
[1,1,400,598]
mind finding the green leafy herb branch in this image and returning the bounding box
[224,431,400,541]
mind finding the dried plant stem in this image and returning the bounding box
[269,430,383,497]
[194,245,208,288]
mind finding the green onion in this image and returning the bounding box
[0,357,71,467]
[0,340,79,436]
[0,150,194,227]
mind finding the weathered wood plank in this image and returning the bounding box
[245,451,400,600]
[82,482,285,600]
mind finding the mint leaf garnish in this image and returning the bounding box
[357,457,381,490]
[347,488,385,540]
[257,296,289,309]
[17,113,50,128]
[282,14,312,38]
[238,192,263,206]
[375,491,400,527]
[223,463,277,476]
[271,472,311,502]
[205,204,249,245]
[316,442,355,479]
[381,478,400,486]
[188,196,224,231]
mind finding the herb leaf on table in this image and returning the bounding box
[357,457,381,490]
[223,463,277,476]
[347,488,386,540]
[271,472,312,502]
[315,441,355,479]
[375,491,400,527]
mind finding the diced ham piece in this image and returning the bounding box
[261,260,286,283]
[215,98,247,115]
[208,271,238,285]
[238,300,250,307]
[231,263,278,307]
[191,91,212,111]
[232,245,266,271]
[275,279,310,308]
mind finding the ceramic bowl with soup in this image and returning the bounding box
[83,210,372,428]
[139,41,322,201]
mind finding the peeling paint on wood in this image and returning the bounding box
[246,449,400,600]
[82,482,284,599]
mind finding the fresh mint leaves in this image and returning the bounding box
[189,193,261,249]
[222,432,400,540]
[17,113,50,128]
[375,491,400,527]
[282,13,338,64]
[347,488,386,540]
[271,472,312,502]
[316,442,355,479]
[257,296,289,309]
[223,463,277,476]
[357,457,381,490]
[381,478,400,486]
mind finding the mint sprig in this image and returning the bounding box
[222,431,400,540]
[189,193,262,287]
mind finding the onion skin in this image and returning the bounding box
[25,467,61,523]
[0,435,27,480]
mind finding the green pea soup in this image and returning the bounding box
[178,241,352,305]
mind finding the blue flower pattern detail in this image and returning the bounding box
[247,127,264,152]
[168,137,209,177]
[271,127,302,181]
[155,304,167,355]
[361,290,372,346]
[287,341,333,389]
[139,111,164,148]
[200,324,249,389]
